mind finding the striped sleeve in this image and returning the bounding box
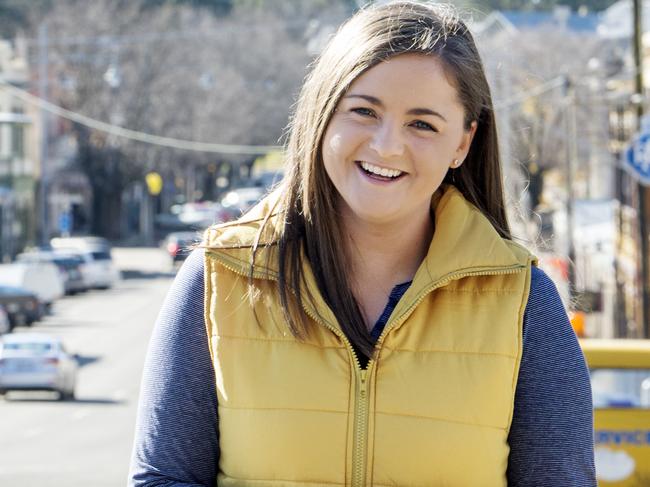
[507,266,597,486]
[128,248,218,487]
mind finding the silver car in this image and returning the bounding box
[0,333,78,400]
[50,237,121,289]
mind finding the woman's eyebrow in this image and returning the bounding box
[344,93,447,122]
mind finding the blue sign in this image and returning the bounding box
[624,116,650,186]
[58,211,72,235]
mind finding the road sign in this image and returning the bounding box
[145,172,163,196]
[624,116,650,186]
[58,211,72,236]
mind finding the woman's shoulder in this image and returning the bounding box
[203,191,283,250]
[527,265,565,314]
[524,265,583,356]
[172,247,206,294]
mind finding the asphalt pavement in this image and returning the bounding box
[0,247,175,487]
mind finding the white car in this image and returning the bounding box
[50,237,121,289]
[70,249,120,289]
[220,187,266,217]
[0,262,65,308]
[0,333,78,400]
[17,250,88,294]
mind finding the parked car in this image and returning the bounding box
[0,262,64,310]
[162,231,200,265]
[17,251,87,294]
[251,170,284,190]
[51,236,111,250]
[0,285,42,328]
[0,333,77,400]
[50,237,120,289]
[0,305,10,335]
[580,339,650,486]
[175,202,231,229]
[52,253,87,294]
[220,187,266,219]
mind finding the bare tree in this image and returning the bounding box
[479,27,617,211]
[29,0,341,238]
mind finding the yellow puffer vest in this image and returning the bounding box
[204,185,537,487]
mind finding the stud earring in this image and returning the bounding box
[450,159,460,184]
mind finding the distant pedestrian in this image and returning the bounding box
[129,2,596,486]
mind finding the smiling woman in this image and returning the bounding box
[321,53,478,325]
[129,2,596,486]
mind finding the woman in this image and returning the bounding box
[129,2,596,486]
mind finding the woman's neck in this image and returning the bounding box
[343,207,434,293]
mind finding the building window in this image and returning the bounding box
[11,124,24,160]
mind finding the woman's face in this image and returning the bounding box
[322,53,477,227]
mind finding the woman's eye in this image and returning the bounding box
[411,120,437,132]
[351,107,375,117]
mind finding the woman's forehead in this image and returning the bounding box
[344,54,463,113]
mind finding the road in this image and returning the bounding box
[0,248,175,487]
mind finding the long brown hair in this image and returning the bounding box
[264,1,511,359]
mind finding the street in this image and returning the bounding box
[0,248,175,487]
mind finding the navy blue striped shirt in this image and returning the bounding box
[128,249,596,486]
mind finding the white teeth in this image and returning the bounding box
[360,161,403,178]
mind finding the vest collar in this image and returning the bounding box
[418,184,532,283]
[205,185,535,337]
[204,184,534,284]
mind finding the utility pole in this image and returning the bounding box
[563,75,577,295]
[613,103,629,337]
[38,23,49,246]
[633,0,650,338]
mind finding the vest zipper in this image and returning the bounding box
[207,253,530,487]
[352,368,369,487]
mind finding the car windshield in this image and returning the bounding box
[0,286,29,296]
[3,342,53,354]
[91,251,112,261]
[591,368,650,409]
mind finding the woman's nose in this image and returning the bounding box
[368,121,405,158]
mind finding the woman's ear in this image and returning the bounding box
[456,121,478,160]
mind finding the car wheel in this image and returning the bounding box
[14,313,27,327]
[59,389,73,401]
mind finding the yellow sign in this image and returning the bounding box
[253,150,284,171]
[145,172,163,196]
[581,339,650,486]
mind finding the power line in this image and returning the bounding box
[0,79,282,155]
[0,72,614,154]
[494,76,566,109]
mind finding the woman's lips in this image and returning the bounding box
[356,161,406,182]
